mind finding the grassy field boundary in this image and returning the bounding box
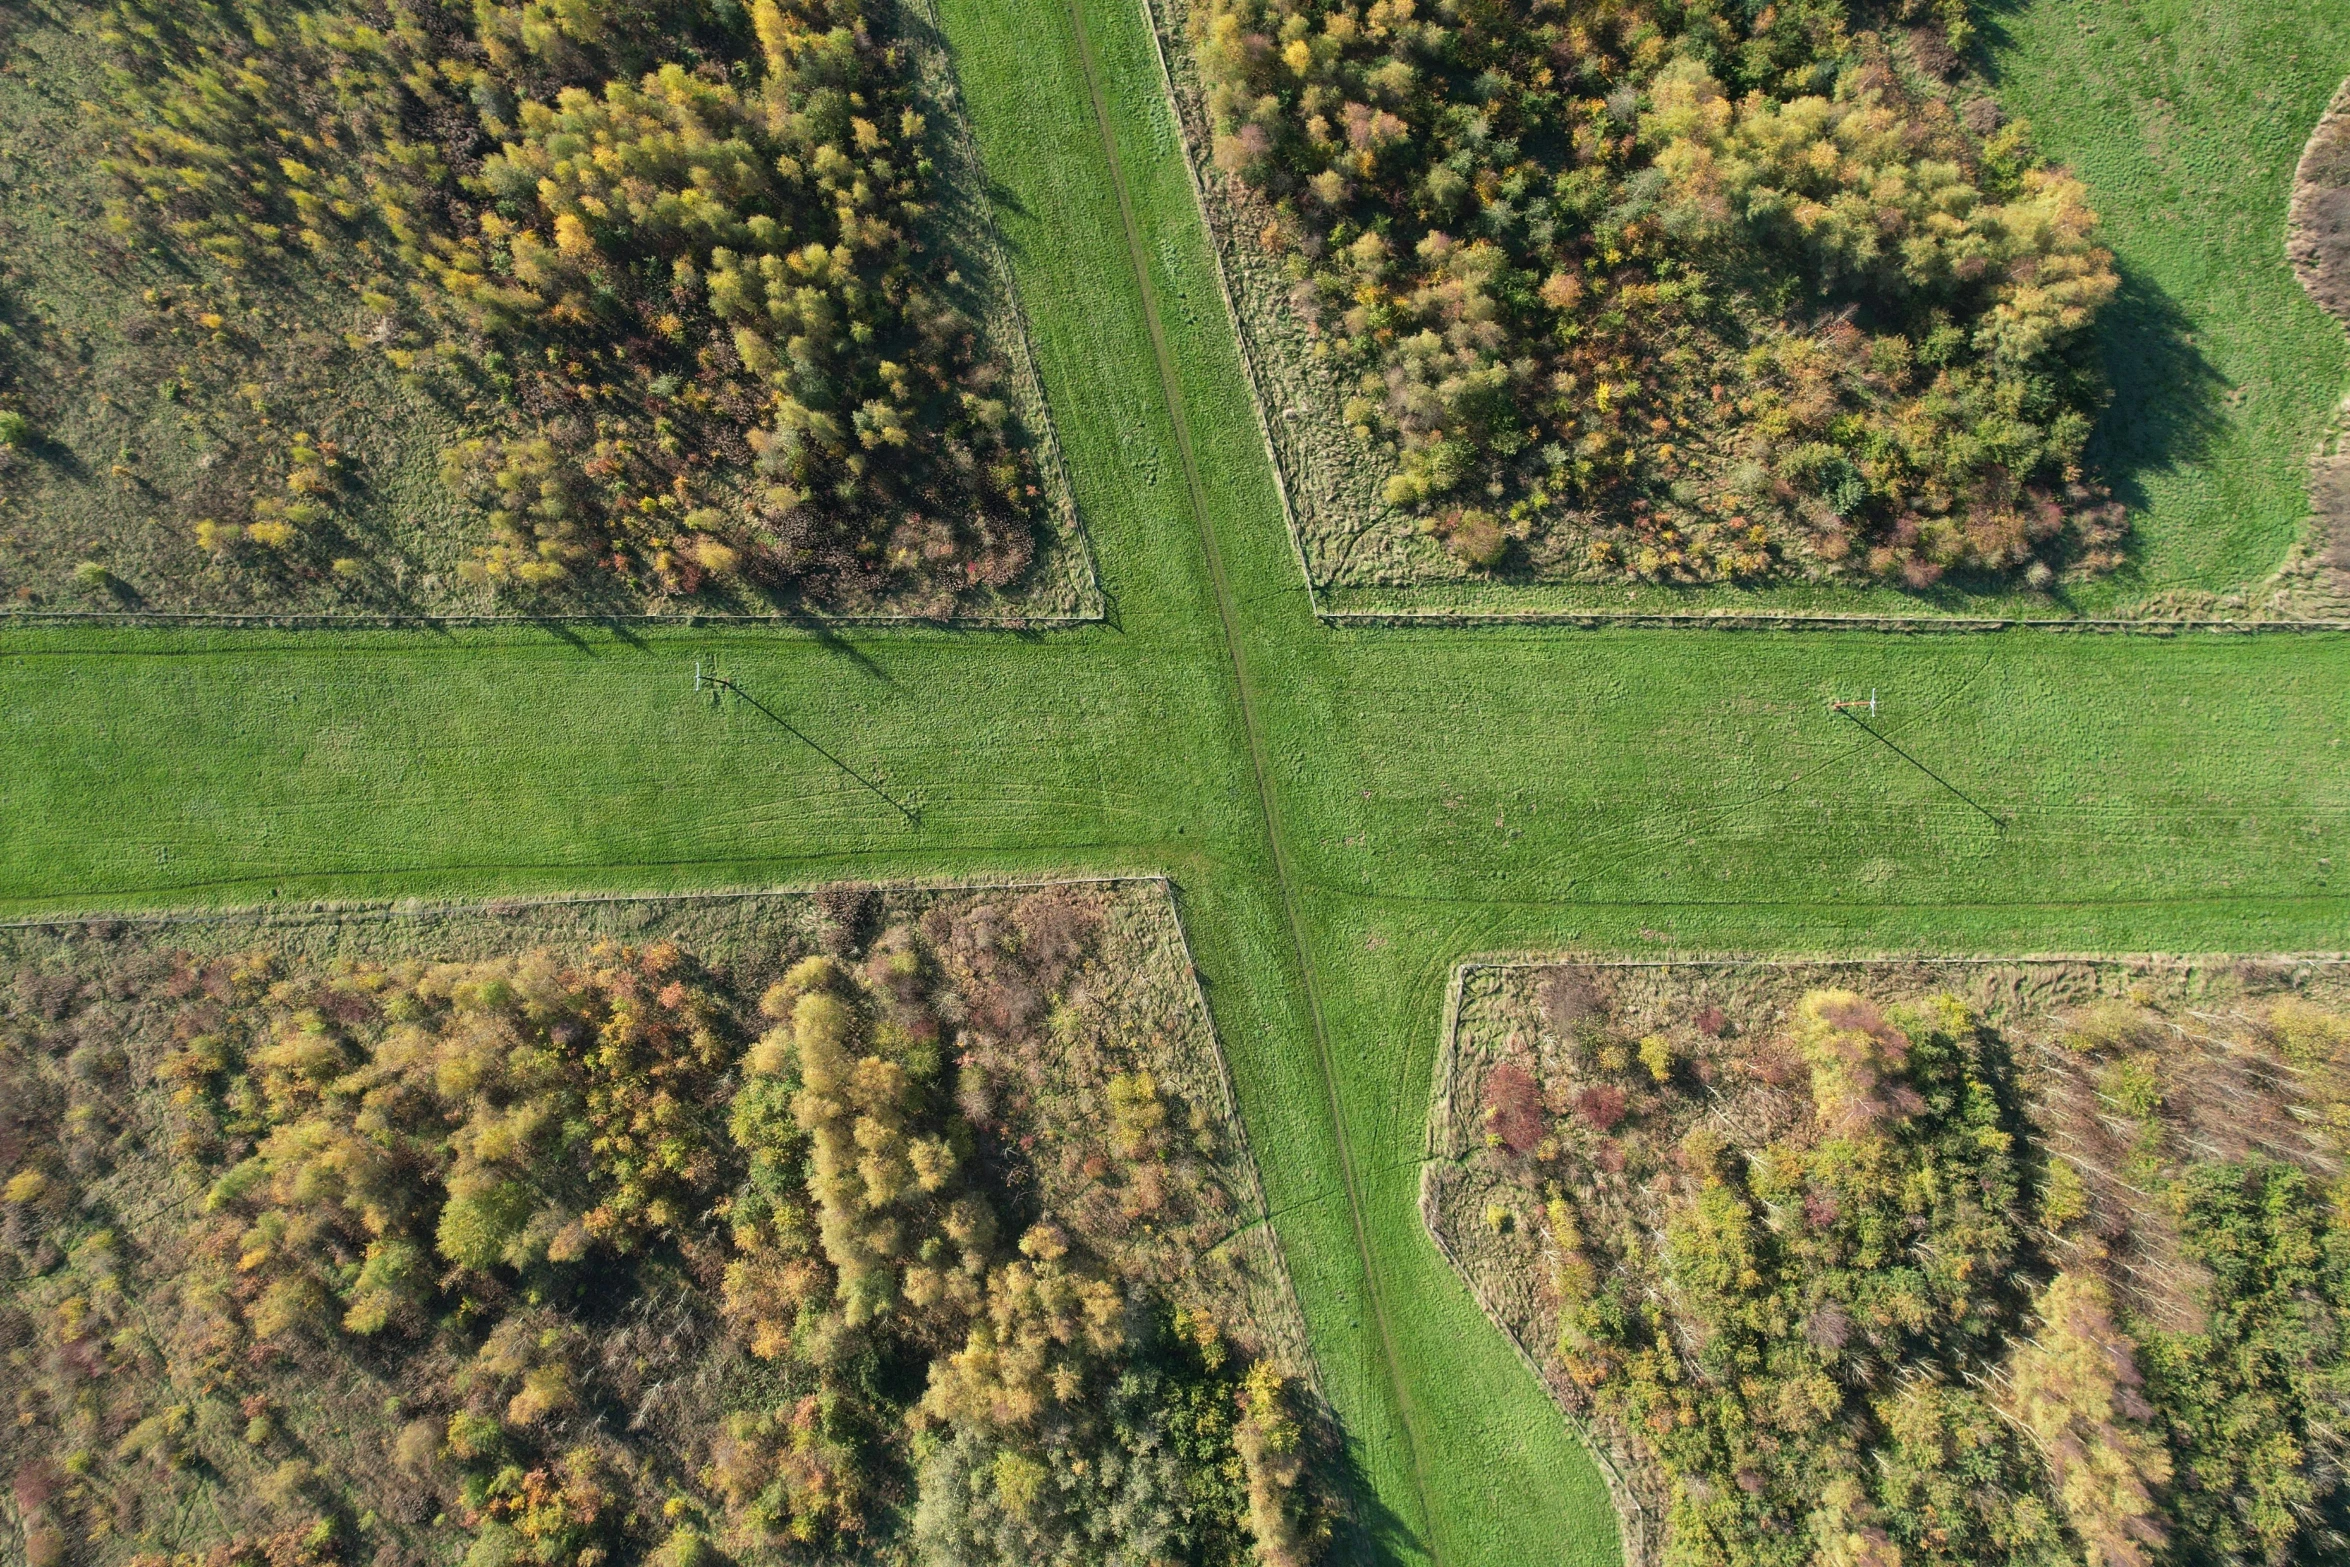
[1447,951,2350,974]
[44,603,2350,631]
[1317,609,2350,633]
[0,872,1186,930]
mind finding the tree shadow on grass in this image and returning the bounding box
[1922,260,2232,606]
[2078,261,2231,586]
[0,281,88,484]
[1957,0,2233,589]
[1960,0,2026,86]
[1330,1426,1431,1567]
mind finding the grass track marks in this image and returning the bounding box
[1062,0,1446,1552]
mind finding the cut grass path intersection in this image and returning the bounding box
[2,0,2349,1562]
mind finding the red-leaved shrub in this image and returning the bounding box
[1483,1062,1544,1154]
[1574,1084,1628,1133]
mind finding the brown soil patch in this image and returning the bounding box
[2288,79,2350,597]
[2292,79,2350,329]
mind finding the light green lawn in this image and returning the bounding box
[1993,0,2350,602]
[1,0,2347,1562]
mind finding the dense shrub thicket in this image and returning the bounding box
[1491,982,2350,1567]
[92,0,1044,603]
[1193,0,2125,586]
[0,896,1330,1567]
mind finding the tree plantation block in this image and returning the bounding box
[1426,955,2350,1567]
[0,0,1091,618]
[1164,0,2122,593]
[0,883,1335,1567]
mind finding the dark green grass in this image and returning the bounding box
[1,0,2347,1562]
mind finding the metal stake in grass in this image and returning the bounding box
[1829,689,2006,831]
[1829,688,1877,718]
[690,660,919,826]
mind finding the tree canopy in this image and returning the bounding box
[94,0,1046,605]
[0,894,1332,1567]
[1192,0,2123,587]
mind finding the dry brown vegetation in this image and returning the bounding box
[2291,81,2350,333]
[2285,78,2350,616]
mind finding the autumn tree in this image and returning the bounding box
[1191,0,2122,586]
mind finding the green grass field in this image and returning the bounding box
[1,0,2347,1563]
[1993,0,2350,604]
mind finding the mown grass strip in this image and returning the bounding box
[1060,0,1445,1549]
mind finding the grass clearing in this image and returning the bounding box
[0,0,2345,1562]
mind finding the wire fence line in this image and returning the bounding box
[0,872,1188,931]
[1452,950,2350,974]
[0,606,1100,632]
[1317,607,2350,633]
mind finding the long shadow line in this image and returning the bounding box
[1837,709,2007,830]
[707,677,920,826]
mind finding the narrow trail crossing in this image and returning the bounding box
[1061,0,1447,1550]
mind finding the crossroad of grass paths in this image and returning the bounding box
[3,0,2350,1560]
[1055,0,1453,1548]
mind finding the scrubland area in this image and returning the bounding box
[1432,958,2350,1567]
[2,884,1333,1567]
[0,0,2345,1562]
